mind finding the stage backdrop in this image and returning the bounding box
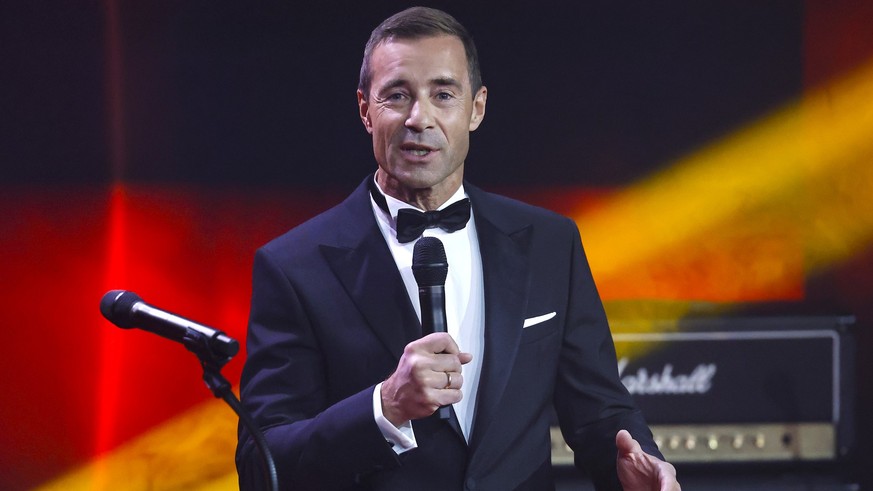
[2,1,872,490]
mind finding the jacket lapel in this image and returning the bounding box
[466,186,534,451]
[319,180,421,362]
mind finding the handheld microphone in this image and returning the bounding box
[100,290,239,359]
[412,237,452,419]
[412,237,449,335]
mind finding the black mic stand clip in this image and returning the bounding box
[182,329,234,397]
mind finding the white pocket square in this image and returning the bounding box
[523,312,556,328]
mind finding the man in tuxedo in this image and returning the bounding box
[237,7,680,491]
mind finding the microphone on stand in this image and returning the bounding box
[100,289,239,358]
[412,237,452,420]
[99,290,276,490]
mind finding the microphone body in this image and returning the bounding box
[412,237,452,420]
[100,290,239,358]
[417,284,448,335]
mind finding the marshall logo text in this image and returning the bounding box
[617,358,717,395]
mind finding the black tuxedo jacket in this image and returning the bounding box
[237,177,660,491]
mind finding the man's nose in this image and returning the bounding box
[405,98,435,132]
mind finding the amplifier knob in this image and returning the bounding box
[732,434,744,449]
[669,435,681,450]
[685,436,696,450]
[755,434,766,449]
[707,435,718,450]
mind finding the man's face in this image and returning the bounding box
[358,35,487,205]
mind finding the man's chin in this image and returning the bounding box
[383,168,443,189]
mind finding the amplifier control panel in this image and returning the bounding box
[551,423,835,465]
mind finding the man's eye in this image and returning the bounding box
[387,93,406,101]
[436,92,454,100]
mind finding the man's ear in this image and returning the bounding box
[357,89,373,134]
[469,85,487,131]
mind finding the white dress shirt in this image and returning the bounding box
[369,178,485,452]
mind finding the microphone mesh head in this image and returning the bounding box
[100,290,142,328]
[412,237,448,287]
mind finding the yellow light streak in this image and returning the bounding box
[580,58,873,312]
[35,396,238,491]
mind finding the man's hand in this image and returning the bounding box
[381,333,473,426]
[616,429,680,491]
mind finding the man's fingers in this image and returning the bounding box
[421,372,464,406]
[429,352,471,374]
[616,429,681,491]
[428,368,464,390]
[412,334,472,372]
[433,387,464,406]
[616,429,643,455]
[419,332,461,354]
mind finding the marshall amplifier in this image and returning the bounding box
[551,316,856,465]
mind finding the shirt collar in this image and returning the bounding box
[370,175,468,223]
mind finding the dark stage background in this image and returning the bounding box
[2,1,872,490]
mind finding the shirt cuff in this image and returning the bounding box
[373,382,417,455]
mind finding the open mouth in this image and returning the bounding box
[400,143,438,157]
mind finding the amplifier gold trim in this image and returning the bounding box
[550,423,835,465]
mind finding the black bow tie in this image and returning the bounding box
[368,179,471,243]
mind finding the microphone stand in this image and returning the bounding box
[182,330,279,491]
